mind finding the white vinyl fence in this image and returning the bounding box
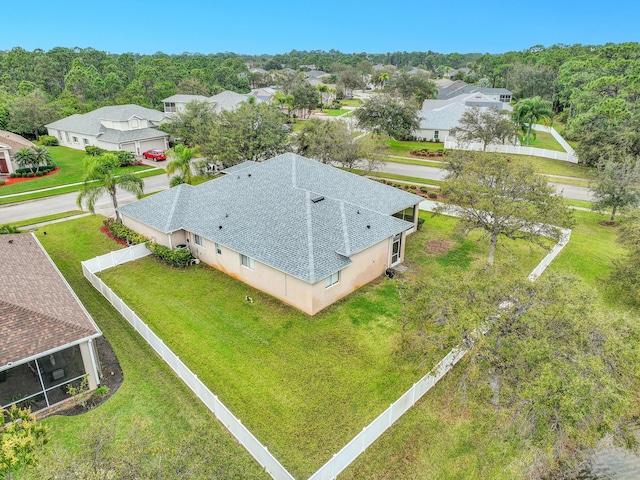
[82,244,295,480]
[83,208,571,480]
[445,125,579,163]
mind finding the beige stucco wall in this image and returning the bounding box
[123,219,413,316]
[79,341,99,390]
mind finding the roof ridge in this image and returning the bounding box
[339,202,351,257]
[305,191,315,283]
[164,185,185,232]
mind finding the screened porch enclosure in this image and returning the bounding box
[0,344,88,414]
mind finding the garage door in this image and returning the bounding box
[139,139,166,152]
[120,143,136,153]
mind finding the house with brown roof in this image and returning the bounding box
[0,234,102,414]
[0,130,35,175]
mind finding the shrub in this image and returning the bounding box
[0,179,5,186]
[9,173,15,178]
[420,186,429,193]
[0,224,20,234]
[95,385,109,396]
[417,218,425,230]
[147,242,192,268]
[85,146,105,156]
[104,219,148,245]
[115,151,136,166]
[39,135,58,146]
[428,191,438,199]
[36,171,44,176]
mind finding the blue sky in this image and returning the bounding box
[4,0,639,55]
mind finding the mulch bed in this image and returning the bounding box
[599,221,617,227]
[0,167,60,186]
[100,225,129,246]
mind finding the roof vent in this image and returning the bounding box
[219,225,223,229]
[248,173,252,177]
[366,225,371,229]
[311,195,325,203]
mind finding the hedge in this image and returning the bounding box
[147,242,192,268]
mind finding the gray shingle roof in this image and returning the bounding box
[45,104,169,137]
[419,93,512,130]
[119,154,422,284]
[97,127,168,144]
[162,94,209,103]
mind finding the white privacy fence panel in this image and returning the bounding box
[82,245,295,480]
[444,137,579,164]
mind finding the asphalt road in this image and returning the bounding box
[377,162,594,201]
[0,175,171,225]
[1,161,593,225]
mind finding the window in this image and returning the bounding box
[325,271,340,288]
[165,102,176,113]
[434,130,439,140]
[215,243,221,254]
[194,234,204,247]
[499,94,511,103]
[393,207,414,221]
[130,118,139,129]
[72,136,78,144]
[83,138,89,146]
[241,254,254,269]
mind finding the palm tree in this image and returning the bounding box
[13,148,36,174]
[166,143,199,186]
[77,153,144,222]
[31,146,54,172]
[512,96,553,146]
[376,72,389,89]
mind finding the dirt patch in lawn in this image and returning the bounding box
[425,239,454,255]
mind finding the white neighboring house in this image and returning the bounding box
[162,90,262,115]
[45,105,170,155]
[415,92,513,142]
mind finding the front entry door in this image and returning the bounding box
[391,233,402,265]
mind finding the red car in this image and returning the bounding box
[142,149,167,161]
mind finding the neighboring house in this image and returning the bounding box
[437,80,512,103]
[162,94,210,113]
[442,67,475,80]
[0,130,35,175]
[406,67,431,77]
[250,86,279,103]
[0,233,102,413]
[415,92,513,142]
[118,153,422,315]
[162,90,262,115]
[46,105,170,155]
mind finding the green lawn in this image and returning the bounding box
[518,129,565,152]
[94,214,549,478]
[8,210,86,228]
[0,146,157,196]
[31,216,268,479]
[323,108,350,116]
[383,138,445,155]
[340,99,362,107]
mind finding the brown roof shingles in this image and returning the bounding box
[0,234,100,366]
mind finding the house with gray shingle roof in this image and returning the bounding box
[162,90,263,115]
[45,104,170,155]
[437,80,512,103]
[118,153,422,315]
[415,92,513,142]
[1,233,102,414]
